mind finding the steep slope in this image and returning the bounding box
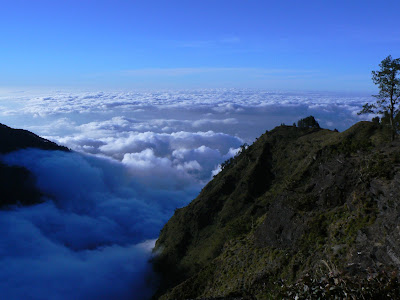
[153,121,400,299]
[0,123,69,207]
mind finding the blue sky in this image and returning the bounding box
[1,0,400,91]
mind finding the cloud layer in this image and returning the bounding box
[0,89,374,162]
[0,89,372,136]
[1,149,206,299]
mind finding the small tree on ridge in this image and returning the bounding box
[359,55,400,141]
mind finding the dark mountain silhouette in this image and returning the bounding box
[0,123,69,207]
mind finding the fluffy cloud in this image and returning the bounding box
[42,118,244,185]
[0,89,372,133]
[0,90,374,160]
[1,149,205,300]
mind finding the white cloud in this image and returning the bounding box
[0,89,372,129]
[192,118,238,127]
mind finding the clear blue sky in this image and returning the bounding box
[1,0,400,91]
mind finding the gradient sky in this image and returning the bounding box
[1,0,400,91]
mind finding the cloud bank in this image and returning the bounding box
[1,149,209,299]
[0,89,374,155]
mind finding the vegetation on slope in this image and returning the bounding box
[153,120,400,299]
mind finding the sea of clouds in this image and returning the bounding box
[0,88,372,299]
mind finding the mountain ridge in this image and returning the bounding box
[0,123,69,207]
[153,121,400,299]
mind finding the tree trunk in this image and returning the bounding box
[391,123,395,141]
[390,108,395,141]
[390,86,395,141]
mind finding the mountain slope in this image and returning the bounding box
[0,123,69,207]
[153,121,400,299]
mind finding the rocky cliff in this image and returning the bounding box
[0,123,69,207]
[153,121,400,299]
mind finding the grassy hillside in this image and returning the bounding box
[153,121,400,299]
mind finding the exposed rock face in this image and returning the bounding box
[0,123,69,207]
[153,121,400,299]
